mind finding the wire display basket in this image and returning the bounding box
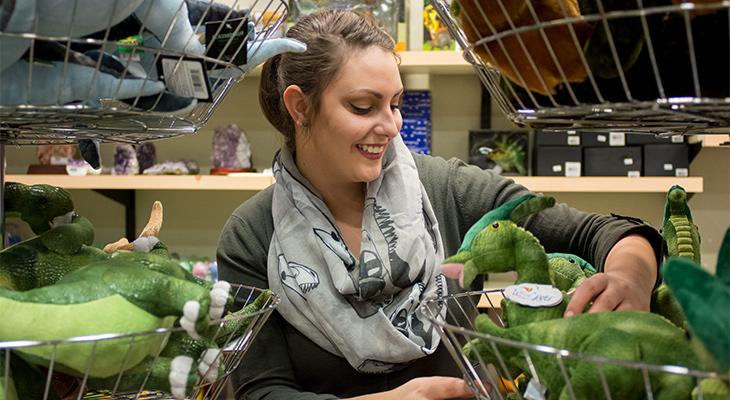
[1,284,279,400]
[431,0,730,135]
[423,289,730,400]
[0,0,288,145]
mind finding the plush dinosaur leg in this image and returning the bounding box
[557,330,643,400]
[692,378,730,400]
[86,355,197,400]
[652,373,706,400]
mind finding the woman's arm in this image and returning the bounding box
[427,156,662,310]
[344,377,472,400]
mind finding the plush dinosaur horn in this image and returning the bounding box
[458,194,536,253]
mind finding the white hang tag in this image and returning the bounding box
[524,378,548,400]
[158,56,212,101]
[565,162,581,177]
[504,284,563,307]
[609,132,626,146]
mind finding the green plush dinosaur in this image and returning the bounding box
[663,185,701,264]
[547,253,595,293]
[467,310,711,400]
[443,195,568,329]
[0,182,109,290]
[649,185,703,330]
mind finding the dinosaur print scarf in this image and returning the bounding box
[268,135,447,373]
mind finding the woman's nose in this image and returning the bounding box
[376,108,401,139]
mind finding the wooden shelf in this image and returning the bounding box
[701,134,730,147]
[5,175,702,193]
[245,50,472,78]
[512,176,702,193]
[5,174,275,191]
[397,51,472,74]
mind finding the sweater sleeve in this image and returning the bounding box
[217,210,339,400]
[446,158,663,280]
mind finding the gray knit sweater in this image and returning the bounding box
[217,154,662,400]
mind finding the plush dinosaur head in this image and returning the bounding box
[4,182,74,234]
[442,195,555,287]
[664,184,693,222]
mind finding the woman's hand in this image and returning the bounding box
[564,234,658,316]
[345,377,474,400]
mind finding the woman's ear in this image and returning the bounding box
[282,85,308,127]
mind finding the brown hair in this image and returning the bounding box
[259,10,397,151]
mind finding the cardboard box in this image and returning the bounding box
[535,131,582,146]
[469,130,529,176]
[535,146,582,176]
[584,147,643,176]
[643,144,690,176]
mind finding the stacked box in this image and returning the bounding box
[400,90,432,155]
[534,130,582,176]
[584,147,643,177]
[644,144,690,176]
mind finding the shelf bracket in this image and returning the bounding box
[94,189,136,240]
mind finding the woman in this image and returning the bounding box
[217,10,662,400]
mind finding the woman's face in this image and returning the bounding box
[297,46,403,185]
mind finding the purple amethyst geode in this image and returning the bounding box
[212,124,252,169]
[114,144,139,175]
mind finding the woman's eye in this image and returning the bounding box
[390,104,401,112]
[350,104,372,115]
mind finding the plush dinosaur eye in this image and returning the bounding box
[491,222,499,229]
[569,258,575,263]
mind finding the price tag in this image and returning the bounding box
[623,158,634,166]
[565,162,581,177]
[158,56,212,101]
[676,168,689,177]
[664,163,674,171]
[609,132,626,146]
[597,134,607,142]
[552,164,562,173]
[567,135,581,146]
[504,284,563,307]
[628,170,641,177]
[524,379,548,400]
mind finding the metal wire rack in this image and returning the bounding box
[1,284,279,400]
[0,0,288,145]
[423,289,730,400]
[431,0,730,135]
